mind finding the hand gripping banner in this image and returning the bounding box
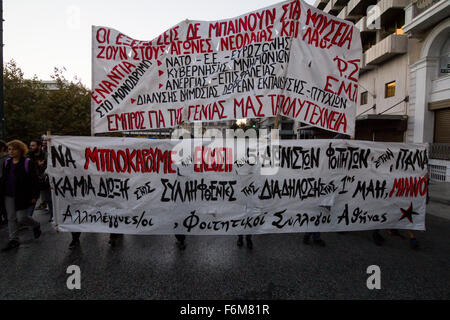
[91,0,362,136]
[48,136,428,234]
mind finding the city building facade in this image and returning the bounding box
[404,0,450,181]
[312,0,450,181]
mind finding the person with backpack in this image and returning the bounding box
[1,140,41,251]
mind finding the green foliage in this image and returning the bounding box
[3,60,91,143]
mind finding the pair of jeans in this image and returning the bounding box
[5,196,40,241]
[27,204,36,217]
[43,188,53,219]
[27,189,53,219]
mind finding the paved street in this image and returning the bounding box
[1,201,449,300]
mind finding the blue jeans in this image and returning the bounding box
[5,196,40,241]
[43,188,53,219]
[27,204,36,217]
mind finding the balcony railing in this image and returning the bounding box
[324,0,333,13]
[377,0,409,16]
[360,53,376,73]
[314,0,330,11]
[347,0,378,16]
[430,143,450,161]
[365,33,407,65]
[323,0,345,14]
[338,6,347,19]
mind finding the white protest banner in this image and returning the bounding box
[91,0,362,136]
[48,136,428,234]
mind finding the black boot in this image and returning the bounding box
[2,240,20,252]
[33,224,42,239]
[68,239,80,250]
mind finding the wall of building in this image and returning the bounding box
[357,53,409,117]
[405,37,424,143]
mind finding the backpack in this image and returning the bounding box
[4,157,31,173]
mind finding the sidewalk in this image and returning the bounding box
[427,180,450,221]
[428,180,450,205]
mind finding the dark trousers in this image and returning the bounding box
[175,234,185,242]
[72,232,81,241]
[305,232,321,240]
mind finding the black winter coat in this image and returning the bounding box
[1,157,40,211]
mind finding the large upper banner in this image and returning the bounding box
[48,136,428,234]
[91,0,362,136]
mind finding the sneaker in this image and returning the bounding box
[33,225,42,239]
[372,231,385,246]
[68,239,80,250]
[303,235,311,245]
[2,240,20,252]
[410,238,419,250]
[237,237,243,247]
[313,239,326,247]
[246,238,253,249]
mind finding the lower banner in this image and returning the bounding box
[48,136,428,234]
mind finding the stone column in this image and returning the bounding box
[411,57,438,143]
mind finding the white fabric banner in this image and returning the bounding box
[48,136,428,234]
[91,0,362,136]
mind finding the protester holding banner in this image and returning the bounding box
[1,140,41,252]
[27,139,49,216]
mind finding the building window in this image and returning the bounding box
[360,91,368,105]
[439,38,450,77]
[282,122,294,131]
[385,81,396,98]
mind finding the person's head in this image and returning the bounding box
[29,139,42,153]
[7,140,28,159]
[0,140,6,154]
[42,139,48,151]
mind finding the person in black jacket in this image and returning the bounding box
[1,140,41,251]
[0,140,8,225]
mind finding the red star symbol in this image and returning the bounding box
[399,203,419,223]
